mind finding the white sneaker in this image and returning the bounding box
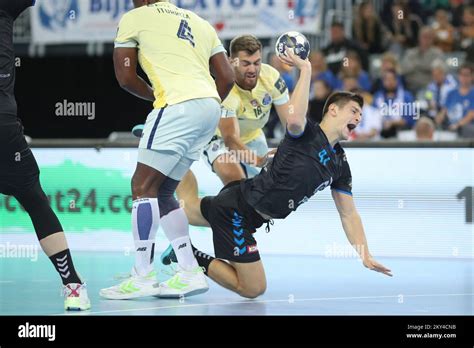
[99,267,160,300]
[64,282,91,311]
[158,265,208,298]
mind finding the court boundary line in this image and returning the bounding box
[56,293,474,316]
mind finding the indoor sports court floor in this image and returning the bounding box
[0,252,472,315]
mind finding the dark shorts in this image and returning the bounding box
[0,122,40,196]
[200,180,267,263]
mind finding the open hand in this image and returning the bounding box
[363,256,393,277]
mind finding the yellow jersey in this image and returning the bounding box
[218,64,289,144]
[115,2,226,109]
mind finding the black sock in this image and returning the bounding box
[49,249,82,285]
[191,245,215,275]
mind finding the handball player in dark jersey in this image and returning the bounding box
[0,0,90,310]
[160,49,392,299]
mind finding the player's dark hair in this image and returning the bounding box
[230,35,262,57]
[322,91,364,118]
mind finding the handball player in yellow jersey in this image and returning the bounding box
[100,0,234,300]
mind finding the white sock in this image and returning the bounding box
[161,208,198,270]
[132,198,160,276]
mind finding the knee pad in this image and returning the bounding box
[158,177,180,217]
[14,181,63,240]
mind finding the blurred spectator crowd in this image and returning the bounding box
[266,0,474,141]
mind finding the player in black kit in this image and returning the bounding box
[0,0,90,310]
[159,49,392,299]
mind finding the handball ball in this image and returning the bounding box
[275,31,311,60]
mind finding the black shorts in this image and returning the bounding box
[0,122,40,196]
[200,180,267,263]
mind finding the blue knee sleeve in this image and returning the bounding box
[158,177,180,217]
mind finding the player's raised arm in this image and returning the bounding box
[331,190,393,277]
[277,49,312,136]
[113,47,155,102]
[210,52,235,101]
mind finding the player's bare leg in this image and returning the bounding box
[101,162,209,299]
[176,170,210,227]
[207,260,267,299]
[38,232,91,310]
[101,162,167,299]
[176,153,245,227]
[160,244,267,299]
[11,183,91,310]
[131,162,168,199]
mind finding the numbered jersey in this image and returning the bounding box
[115,2,225,109]
[218,64,289,144]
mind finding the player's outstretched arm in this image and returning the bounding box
[210,52,235,101]
[113,47,155,102]
[277,49,311,136]
[331,190,393,277]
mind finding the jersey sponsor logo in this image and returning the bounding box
[247,244,258,253]
[274,77,288,94]
[262,93,272,106]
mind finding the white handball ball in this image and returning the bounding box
[275,31,311,60]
